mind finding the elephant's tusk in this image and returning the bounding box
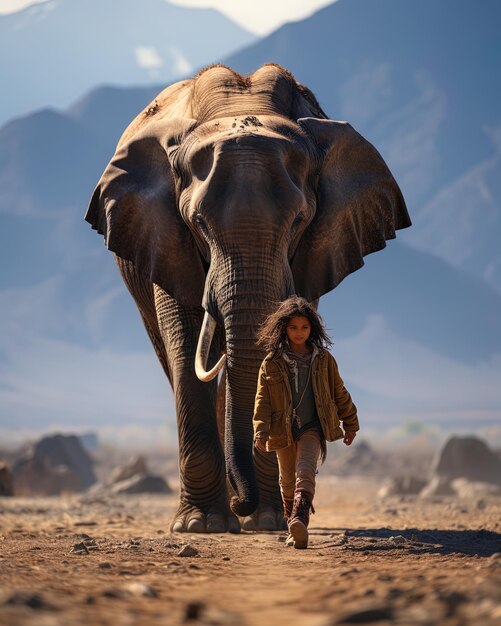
[195,311,226,382]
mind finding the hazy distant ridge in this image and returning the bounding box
[0,0,255,125]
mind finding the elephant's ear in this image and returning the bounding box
[85,118,205,307]
[293,117,411,301]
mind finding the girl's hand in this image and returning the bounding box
[343,430,356,446]
[254,437,268,452]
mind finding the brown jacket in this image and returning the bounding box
[253,349,359,452]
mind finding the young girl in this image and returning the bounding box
[253,295,359,549]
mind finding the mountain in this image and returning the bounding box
[0,0,255,126]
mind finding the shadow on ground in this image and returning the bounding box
[334,527,501,557]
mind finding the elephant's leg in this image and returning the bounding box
[153,285,239,533]
[115,258,237,533]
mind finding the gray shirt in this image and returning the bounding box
[282,345,321,439]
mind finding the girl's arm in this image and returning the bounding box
[253,362,272,446]
[327,354,360,433]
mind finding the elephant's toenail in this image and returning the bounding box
[258,511,276,531]
[187,518,205,533]
[228,518,241,534]
[241,515,257,531]
[172,520,185,533]
[206,515,225,533]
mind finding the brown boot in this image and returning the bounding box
[283,499,294,547]
[283,499,293,520]
[288,490,314,549]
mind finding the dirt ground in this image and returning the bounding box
[1,476,500,626]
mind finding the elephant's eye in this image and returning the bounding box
[292,213,304,230]
[191,146,214,181]
[194,213,209,236]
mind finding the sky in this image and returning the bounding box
[0,0,336,34]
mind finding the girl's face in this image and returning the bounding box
[286,315,312,352]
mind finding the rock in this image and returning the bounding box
[335,605,393,623]
[185,601,205,620]
[338,567,359,577]
[71,542,90,554]
[419,475,456,498]
[102,588,128,599]
[451,478,501,498]
[110,474,172,495]
[178,544,199,557]
[5,591,52,609]
[122,582,158,598]
[430,436,501,485]
[378,475,427,498]
[111,455,148,484]
[389,535,407,545]
[0,462,13,496]
[12,433,96,495]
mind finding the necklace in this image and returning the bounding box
[291,361,312,429]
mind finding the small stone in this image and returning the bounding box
[384,508,398,515]
[222,556,230,561]
[386,587,403,600]
[71,542,89,554]
[98,562,113,569]
[6,591,50,609]
[76,533,92,540]
[178,544,199,557]
[339,567,359,577]
[185,601,204,620]
[437,590,467,616]
[102,588,127,599]
[389,535,407,545]
[477,499,487,509]
[336,605,393,623]
[277,535,286,543]
[123,582,158,598]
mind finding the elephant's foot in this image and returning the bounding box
[241,506,287,531]
[170,503,240,534]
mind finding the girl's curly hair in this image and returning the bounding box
[256,295,332,354]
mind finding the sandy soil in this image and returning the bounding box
[1,476,500,626]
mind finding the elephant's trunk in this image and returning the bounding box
[223,339,264,516]
[212,257,293,517]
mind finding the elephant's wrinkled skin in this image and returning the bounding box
[86,64,410,532]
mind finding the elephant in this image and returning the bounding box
[86,63,410,533]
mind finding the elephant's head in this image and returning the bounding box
[86,64,410,515]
